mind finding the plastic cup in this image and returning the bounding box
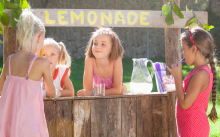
[94,84,105,96]
[163,75,176,92]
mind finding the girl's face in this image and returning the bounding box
[92,34,112,59]
[181,41,196,66]
[41,44,60,70]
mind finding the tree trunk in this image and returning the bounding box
[3,27,20,64]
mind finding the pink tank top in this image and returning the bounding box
[176,66,213,137]
[92,58,114,89]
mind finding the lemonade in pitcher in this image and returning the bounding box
[130,58,154,94]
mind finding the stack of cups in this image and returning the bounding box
[154,62,166,93]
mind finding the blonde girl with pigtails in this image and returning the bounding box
[0,9,58,136]
[41,38,74,97]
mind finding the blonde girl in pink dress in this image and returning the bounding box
[77,28,125,96]
[0,10,60,137]
[166,28,218,137]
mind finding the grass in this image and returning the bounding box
[0,57,219,136]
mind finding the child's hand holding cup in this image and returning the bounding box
[163,75,176,92]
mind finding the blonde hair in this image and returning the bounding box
[85,27,124,61]
[42,38,71,68]
[16,9,45,49]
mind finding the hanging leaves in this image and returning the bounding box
[186,5,191,12]
[21,0,29,9]
[165,10,174,26]
[162,2,171,16]
[173,2,184,19]
[161,1,215,31]
[0,0,29,30]
[1,12,10,27]
[11,9,20,28]
[5,1,19,9]
[0,2,5,15]
[0,25,2,34]
[184,7,214,31]
[161,1,184,26]
[203,24,214,31]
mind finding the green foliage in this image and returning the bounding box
[0,2,5,15]
[162,2,171,16]
[1,12,9,27]
[186,5,191,12]
[0,0,29,29]
[165,9,174,26]
[161,1,185,26]
[203,24,214,31]
[184,7,214,31]
[173,2,184,19]
[185,17,196,27]
[0,39,2,43]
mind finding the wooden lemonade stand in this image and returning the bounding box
[2,1,208,136]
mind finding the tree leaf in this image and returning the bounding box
[173,2,184,19]
[185,17,196,27]
[0,2,5,15]
[11,9,20,28]
[165,10,174,26]
[203,24,214,31]
[5,1,20,9]
[14,7,22,15]
[162,2,171,16]
[14,0,20,4]
[195,0,198,4]
[0,39,3,43]
[186,5,191,12]
[21,0,29,9]
[1,12,10,27]
[0,26,2,34]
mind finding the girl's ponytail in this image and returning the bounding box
[16,9,45,49]
[208,53,218,123]
[58,42,71,68]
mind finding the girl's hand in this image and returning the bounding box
[121,84,127,95]
[162,78,176,92]
[167,62,182,80]
[77,89,93,96]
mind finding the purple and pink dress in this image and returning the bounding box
[0,55,49,137]
[176,66,213,137]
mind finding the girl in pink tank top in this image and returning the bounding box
[77,28,124,96]
[0,10,58,136]
[167,28,218,137]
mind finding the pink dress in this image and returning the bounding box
[176,66,213,137]
[92,58,114,89]
[0,55,49,137]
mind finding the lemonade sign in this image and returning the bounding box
[33,9,150,27]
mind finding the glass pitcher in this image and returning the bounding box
[130,58,154,94]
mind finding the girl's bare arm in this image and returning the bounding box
[41,58,56,98]
[60,76,75,97]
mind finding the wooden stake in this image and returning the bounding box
[3,27,20,64]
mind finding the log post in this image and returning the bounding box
[163,0,180,136]
[3,27,20,63]
[164,0,181,75]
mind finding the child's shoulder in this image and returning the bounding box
[194,69,209,79]
[35,57,50,67]
[85,57,94,64]
[114,57,122,64]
